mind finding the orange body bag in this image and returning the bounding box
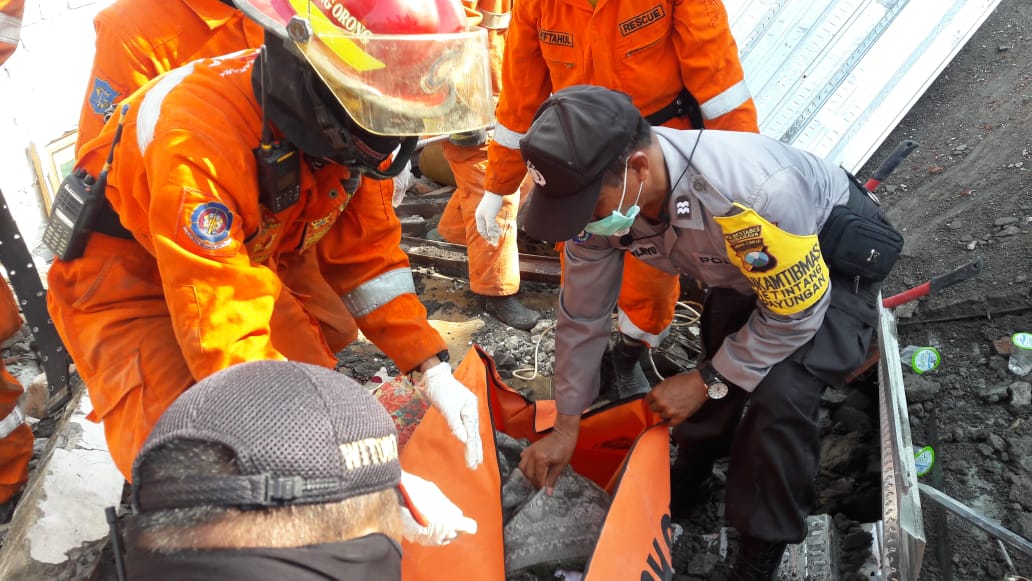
[400,346,674,580]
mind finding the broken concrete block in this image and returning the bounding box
[1008,381,1031,415]
[20,372,48,420]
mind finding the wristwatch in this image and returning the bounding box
[697,361,730,400]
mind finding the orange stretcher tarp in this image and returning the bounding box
[400,346,673,580]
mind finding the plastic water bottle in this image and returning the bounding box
[900,345,940,374]
[1008,332,1032,376]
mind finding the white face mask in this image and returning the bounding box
[584,158,643,237]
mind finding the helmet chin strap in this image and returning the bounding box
[360,137,418,180]
[254,36,417,178]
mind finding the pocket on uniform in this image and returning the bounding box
[793,285,877,387]
[71,247,163,312]
[539,37,577,85]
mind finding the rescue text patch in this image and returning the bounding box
[619,5,666,36]
[539,29,574,47]
[714,204,829,315]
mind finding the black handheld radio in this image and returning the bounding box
[42,104,129,261]
[253,46,300,213]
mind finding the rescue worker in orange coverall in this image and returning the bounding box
[478,0,759,394]
[73,0,263,158]
[434,0,544,331]
[0,0,35,517]
[47,0,492,482]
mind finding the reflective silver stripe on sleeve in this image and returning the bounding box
[616,308,670,349]
[492,124,525,150]
[699,79,753,121]
[342,268,417,318]
[478,9,511,30]
[0,405,25,439]
[0,12,21,46]
[136,62,197,153]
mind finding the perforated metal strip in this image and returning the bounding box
[0,189,70,412]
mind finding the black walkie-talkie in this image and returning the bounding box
[43,104,129,261]
[253,46,300,213]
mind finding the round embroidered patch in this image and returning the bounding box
[744,250,771,269]
[189,202,233,249]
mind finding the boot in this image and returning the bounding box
[483,294,542,331]
[729,534,787,581]
[612,333,651,397]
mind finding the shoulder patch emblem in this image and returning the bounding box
[725,225,778,273]
[186,202,234,251]
[88,77,120,116]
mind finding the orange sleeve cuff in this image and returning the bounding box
[485,141,527,195]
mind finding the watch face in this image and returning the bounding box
[707,381,729,400]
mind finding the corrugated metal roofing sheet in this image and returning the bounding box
[726,0,1002,173]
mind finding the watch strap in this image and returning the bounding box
[699,361,732,386]
[697,361,717,387]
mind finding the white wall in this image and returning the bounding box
[0,0,115,259]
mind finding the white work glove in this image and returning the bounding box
[399,470,478,546]
[418,362,484,470]
[474,191,508,247]
[392,160,415,208]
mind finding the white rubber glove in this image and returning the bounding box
[392,160,415,208]
[418,362,484,470]
[399,471,478,546]
[474,191,508,247]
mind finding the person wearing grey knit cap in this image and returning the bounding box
[121,360,476,580]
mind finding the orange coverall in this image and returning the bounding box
[74,0,263,157]
[0,0,23,66]
[0,0,32,506]
[485,0,758,345]
[436,0,527,297]
[48,50,448,479]
[0,284,32,505]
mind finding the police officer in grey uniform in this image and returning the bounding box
[514,85,901,580]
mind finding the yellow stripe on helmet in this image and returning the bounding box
[286,0,385,71]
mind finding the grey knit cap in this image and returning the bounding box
[131,360,401,512]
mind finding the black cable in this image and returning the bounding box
[106,506,127,581]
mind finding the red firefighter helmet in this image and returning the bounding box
[235,0,492,136]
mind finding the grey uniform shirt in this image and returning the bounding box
[553,127,852,415]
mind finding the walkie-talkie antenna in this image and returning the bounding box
[95,103,131,192]
[259,45,274,150]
